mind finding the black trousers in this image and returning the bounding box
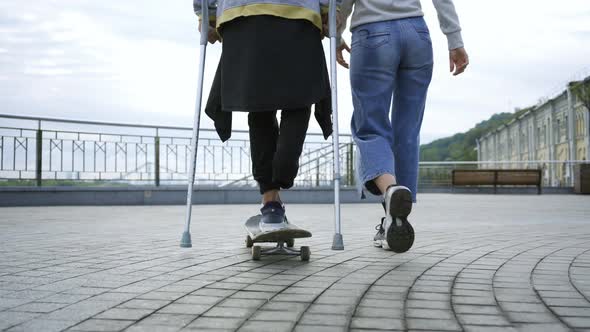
[249,107,312,194]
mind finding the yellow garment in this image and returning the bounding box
[214,4,326,30]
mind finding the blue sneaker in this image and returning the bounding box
[259,201,288,233]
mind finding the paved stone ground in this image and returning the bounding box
[1,194,590,332]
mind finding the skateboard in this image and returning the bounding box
[244,215,312,261]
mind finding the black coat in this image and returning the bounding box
[203,15,333,142]
[204,59,334,142]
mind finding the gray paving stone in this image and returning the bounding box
[157,303,212,315]
[315,296,358,305]
[219,298,267,308]
[0,311,41,330]
[41,293,92,304]
[458,314,510,326]
[406,308,454,320]
[453,305,502,315]
[552,307,590,317]
[307,304,353,315]
[463,326,517,332]
[250,310,301,321]
[203,306,257,318]
[272,293,316,303]
[543,297,590,307]
[9,301,66,313]
[407,318,462,331]
[294,325,347,332]
[69,319,134,331]
[407,299,451,309]
[359,298,404,308]
[230,291,275,300]
[135,291,185,301]
[1,198,590,331]
[94,308,154,320]
[507,311,558,323]
[562,316,590,328]
[299,313,348,326]
[185,317,244,329]
[138,313,197,326]
[238,320,294,332]
[499,301,547,313]
[355,306,403,318]
[515,323,570,332]
[5,319,78,332]
[351,317,403,330]
[118,299,170,310]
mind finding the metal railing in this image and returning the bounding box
[2,114,587,189]
[0,114,355,187]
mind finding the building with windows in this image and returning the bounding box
[477,77,590,186]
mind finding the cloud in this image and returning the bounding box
[1,0,589,144]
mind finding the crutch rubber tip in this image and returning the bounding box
[331,233,344,250]
[180,231,193,248]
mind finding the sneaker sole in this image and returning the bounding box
[386,217,415,253]
[386,187,413,218]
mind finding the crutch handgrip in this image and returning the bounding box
[199,0,210,46]
[328,0,337,38]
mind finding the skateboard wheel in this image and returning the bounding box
[300,246,310,261]
[286,239,295,248]
[252,246,261,261]
[246,235,254,248]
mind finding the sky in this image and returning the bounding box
[1,0,589,144]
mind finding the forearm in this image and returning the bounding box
[431,0,464,50]
[337,0,354,44]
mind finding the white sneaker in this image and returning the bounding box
[383,185,413,218]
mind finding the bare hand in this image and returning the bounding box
[337,41,351,69]
[199,20,220,44]
[449,47,469,76]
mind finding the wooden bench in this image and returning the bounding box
[452,169,542,194]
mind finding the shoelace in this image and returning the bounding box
[375,217,386,233]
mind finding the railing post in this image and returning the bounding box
[316,159,320,187]
[154,135,160,187]
[35,129,42,187]
[347,143,354,186]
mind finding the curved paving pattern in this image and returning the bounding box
[0,194,589,332]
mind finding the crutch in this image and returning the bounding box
[329,0,344,250]
[181,0,210,248]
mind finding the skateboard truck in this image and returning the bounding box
[246,236,310,261]
[252,242,310,261]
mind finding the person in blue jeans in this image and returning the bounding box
[336,0,469,252]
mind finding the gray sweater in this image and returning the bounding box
[338,0,464,50]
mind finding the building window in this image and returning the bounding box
[543,124,548,147]
[564,115,568,141]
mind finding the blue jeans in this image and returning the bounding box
[350,17,434,202]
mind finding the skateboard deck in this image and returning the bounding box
[245,215,311,243]
[244,215,312,261]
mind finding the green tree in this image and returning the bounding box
[420,112,519,161]
[571,79,590,112]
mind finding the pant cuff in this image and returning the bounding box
[259,183,281,195]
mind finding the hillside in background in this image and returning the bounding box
[419,108,530,161]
